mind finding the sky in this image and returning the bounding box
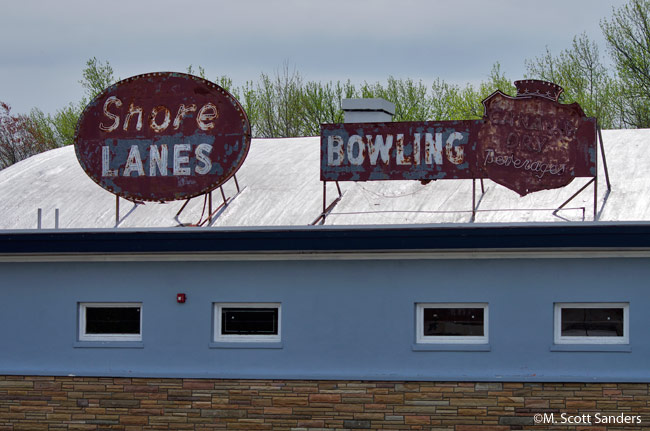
[1,0,624,116]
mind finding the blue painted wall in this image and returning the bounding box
[0,256,647,381]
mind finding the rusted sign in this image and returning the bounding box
[479,80,596,196]
[321,80,597,196]
[74,72,251,202]
[321,121,482,182]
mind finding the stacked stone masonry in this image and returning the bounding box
[1,376,649,430]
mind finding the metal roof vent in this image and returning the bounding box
[342,98,395,123]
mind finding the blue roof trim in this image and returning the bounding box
[1,223,650,254]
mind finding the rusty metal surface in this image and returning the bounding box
[74,72,251,202]
[479,80,597,196]
[321,121,482,182]
[321,80,596,197]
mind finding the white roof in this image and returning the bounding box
[0,129,646,229]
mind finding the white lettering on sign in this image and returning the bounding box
[483,149,566,178]
[197,103,218,131]
[347,135,365,165]
[102,146,118,177]
[326,133,466,166]
[445,132,465,165]
[100,97,122,132]
[124,103,143,131]
[396,134,410,165]
[124,145,145,176]
[424,133,443,165]
[173,104,197,130]
[327,135,344,166]
[173,144,191,176]
[101,143,213,177]
[100,98,218,133]
[149,144,168,176]
[195,143,213,175]
[367,135,392,165]
[150,106,171,133]
[413,134,421,166]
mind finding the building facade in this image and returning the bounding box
[1,224,650,429]
[1,120,650,429]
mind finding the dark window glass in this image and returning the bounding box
[85,307,140,334]
[423,307,484,336]
[222,308,278,335]
[561,308,623,337]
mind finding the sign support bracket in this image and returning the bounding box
[312,181,343,225]
[472,179,477,221]
[114,195,143,227]
[471,178,488,222]
[173,174,243,226]
[553,177,596,219]
[553,125,611,220]
[598,127,612,191]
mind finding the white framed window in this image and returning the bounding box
[554,302,629,345]
[214,303,281,343]
[78,302,142,342]
[416,303,488,344]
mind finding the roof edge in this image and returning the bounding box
[2,223,650,255]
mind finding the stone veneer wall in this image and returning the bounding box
[1,376,649,430]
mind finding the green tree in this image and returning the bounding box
[27,104,81,148]
[187,64,256,133]
[26,107,57,147]
[526,34,620,128]
[186,64,207,79]
[300,80,355,136]
[26,58,116,150]
[429,79,462,121]
[601,0,650,127]
[179,62,516,136]
[236,80,261,137]
[81,57,115,101]
[479,62,517,100]
[255,63,305,138]
[51,103,82,146]
[428,63,515,121]
[0,102,56,169]
[360,77,431,122]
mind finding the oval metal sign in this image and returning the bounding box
[74,72,251,202]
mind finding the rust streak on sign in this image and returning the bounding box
[479,80,596,196]
[74,72,251,202]
[321,80,597,197]
[321,121,482,182]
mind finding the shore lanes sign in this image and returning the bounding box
[321,80,597,196]
[74,72,251,202]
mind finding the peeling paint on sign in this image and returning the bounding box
[321,80,597,196]
[74,72,251,202]
[479,80,597,196]
[321,121,482,182]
